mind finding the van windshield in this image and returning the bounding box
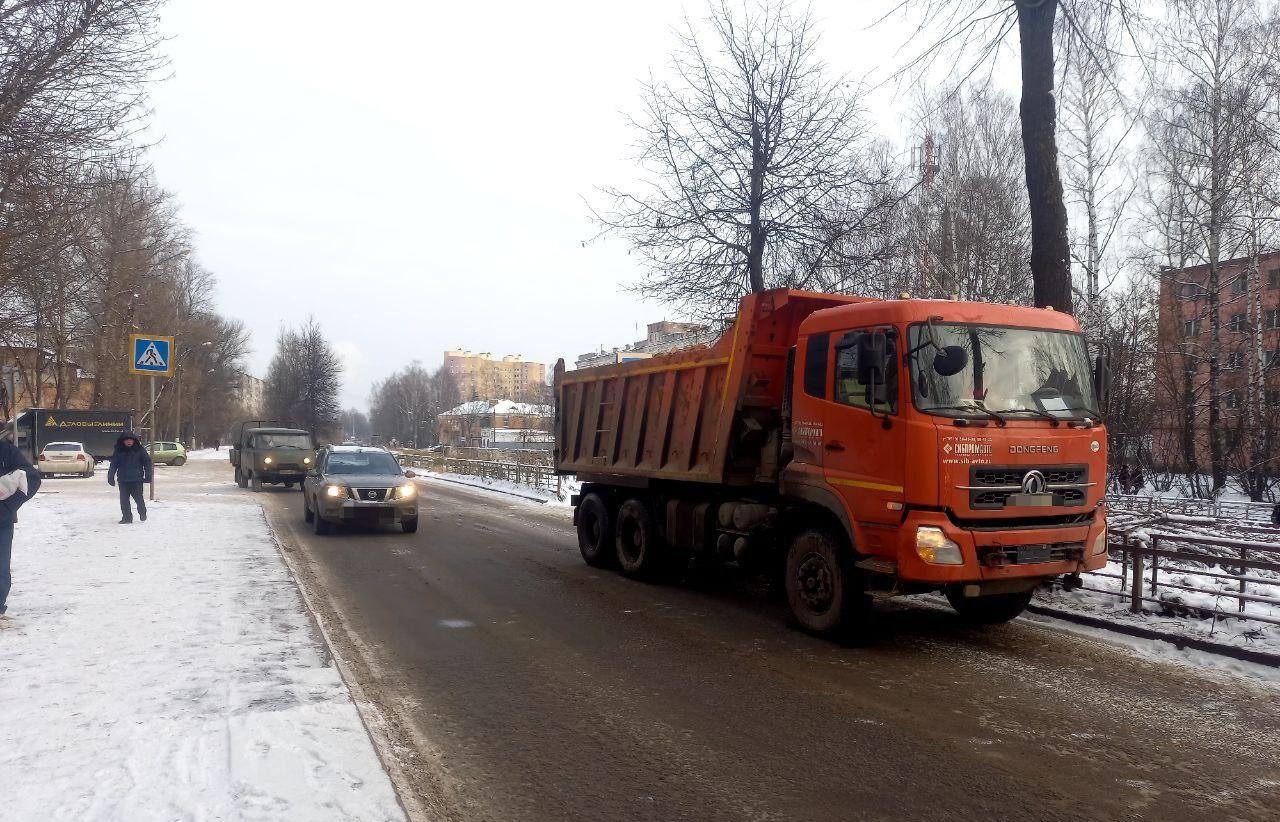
[252,432,312,449]
[909,323,1098,421]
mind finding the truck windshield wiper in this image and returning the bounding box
[921,402,1007,426]
[993,407,1061,426]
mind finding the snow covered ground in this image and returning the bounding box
[0,467,405,820]
[416,469,578,507]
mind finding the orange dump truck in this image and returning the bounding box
[554,288,1109,634]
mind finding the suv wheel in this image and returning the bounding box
[304,496,315,523]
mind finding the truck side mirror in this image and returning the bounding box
[933,345,968,377]
[856,333,888,384]
[1093,353,1112,411]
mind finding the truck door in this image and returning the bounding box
[823,327,907,527]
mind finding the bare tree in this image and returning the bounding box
[266,317,343,440]
[369,362,460,447]
[1146,0,1279,494]
[595,0,896,318]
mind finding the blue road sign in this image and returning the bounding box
[129,334,175,376]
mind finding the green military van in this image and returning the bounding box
[228,420,316,491]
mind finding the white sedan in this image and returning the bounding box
[39,442,97,478]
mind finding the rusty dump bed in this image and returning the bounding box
[554,289,866,486]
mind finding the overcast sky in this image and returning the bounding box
[145,1,996,409]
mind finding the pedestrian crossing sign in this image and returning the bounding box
[129,334,175,376]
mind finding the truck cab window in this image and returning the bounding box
[836,333,898,413]
[803,333,830,398]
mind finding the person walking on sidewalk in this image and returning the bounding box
[107,432,153,524]
[1,436,42,620]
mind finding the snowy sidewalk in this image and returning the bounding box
[0,458,405,821]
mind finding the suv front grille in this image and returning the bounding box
[966,465,1089,510]
[351,488,389,502]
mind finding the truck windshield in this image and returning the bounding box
[909,323,1098,421]
[252,433,313,449]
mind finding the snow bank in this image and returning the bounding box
[416,470,575,506]
[0,477,404,820]
[186,447,230,461]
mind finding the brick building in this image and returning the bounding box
[436,399,553,448]
[1153,251,1280,470]
[576,321,718,369]
[1,346,96,419]
[442,351,547,403]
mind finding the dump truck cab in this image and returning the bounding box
[784,299,1108,610]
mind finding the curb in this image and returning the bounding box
[1026,603,1280,668]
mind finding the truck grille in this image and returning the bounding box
[966,465,1089,510]
[978,542,1085,567]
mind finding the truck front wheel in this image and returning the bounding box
[615,497,673,580]
[576,493,615,568]
[785,529,866,636]
[945,588,1034,625]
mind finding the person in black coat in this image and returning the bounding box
[0,437,42,617]
[107,432,153,524]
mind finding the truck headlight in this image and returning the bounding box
[303,457,312,465]
[916,526,964,565]
[263,456,273,465]
[324,484,344,498]
[397,483,415,499]
[1092,526,1108,556]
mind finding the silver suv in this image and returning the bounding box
[302,446,419,534]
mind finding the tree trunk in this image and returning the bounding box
[1016,0,1073,314]
[747,120,766,293]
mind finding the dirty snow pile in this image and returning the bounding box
[187,447,231,461]
[0,479,404,821]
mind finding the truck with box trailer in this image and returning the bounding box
[553,288,1111,634]
[4,408,134,464]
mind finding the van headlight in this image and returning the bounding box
[303,457,312,465]
[324,484,344,498]
[916,526,964,565]
[263,456,273,465]
[1092,526,1109,556]
[397,483,415,499]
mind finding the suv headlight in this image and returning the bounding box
[324,484,345,498]
[397,483,415,499]
[916,526,964,565]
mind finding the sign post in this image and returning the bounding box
[128,334,175,502]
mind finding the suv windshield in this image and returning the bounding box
[909,323,1098,420]
[326,452,401,475]
[252,432,313,449]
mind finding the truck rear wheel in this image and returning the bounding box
[576,493,615,568]
[945,588,1034,625]
[785,529,866,637]
[615,497,673,580]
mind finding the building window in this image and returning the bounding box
[1270,270,1280,289]
[1226,350,1245,370]
[1268,389,1280,407]
[1184,319,1201,337]
[1233,275,1247,294]
[1225,390,1242,411]
[1229,313,1246,333]
[1179,282,1203,299]
[1268,309,1280,329]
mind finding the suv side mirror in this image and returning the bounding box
[404,470,417,479]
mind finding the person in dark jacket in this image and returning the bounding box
[107,432,152,524]
[0,436,42,618]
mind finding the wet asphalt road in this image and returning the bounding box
[246,465,1280,822]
